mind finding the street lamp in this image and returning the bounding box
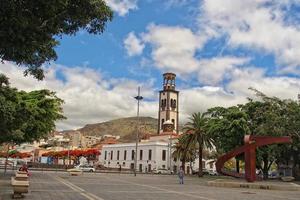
[134,87,143,176]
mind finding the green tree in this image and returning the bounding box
[1,74,65,173]
[0,0,113,80]
[183,112,214,177]
[0,74,66,144]
[243,89,300,179]
[206,106,250,173]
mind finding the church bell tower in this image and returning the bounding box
[158,73,179,134]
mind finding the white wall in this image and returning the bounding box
[100,141,180,172]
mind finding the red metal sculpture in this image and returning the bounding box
[216,135,292,182]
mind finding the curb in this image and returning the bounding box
[207,180,300,191]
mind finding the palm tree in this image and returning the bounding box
[172,134,196,172]
[184,112,214,177]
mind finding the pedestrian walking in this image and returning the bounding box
[178,166,184,184]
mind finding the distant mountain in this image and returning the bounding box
[78,117,159,142]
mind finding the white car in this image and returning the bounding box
[153,168,172,174]
[75,165,95,172]
[208,170,218,176]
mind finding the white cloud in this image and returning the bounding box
[0,62,157,130]
[198,56,249,85]
[179,86,247,123]
[2,62,300,130]
[124,32,145,56]
[200,0,300,72]
[142,24,250,85]
[142,24,206,74]
[228,67,300,99]
[105,0,138,16]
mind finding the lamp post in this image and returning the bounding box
[169,134,172,173]
[134,87,143,176]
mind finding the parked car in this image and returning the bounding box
[153,168,172,174]
[208,170,218,176]
[75,164,95,172]
[192,168,209,175]
[268,171,278,179]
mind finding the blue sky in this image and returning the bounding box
[55,0,200,85]
[2,0,300,130]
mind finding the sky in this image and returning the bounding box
[2,0,300,130]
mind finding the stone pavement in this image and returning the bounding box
[1,170,300,200]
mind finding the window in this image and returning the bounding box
[130,163,134,170]
[171,99,176,108]
[139,164,143,172]
[162,165,166,169]
[140,150,143,160]
[104,151,107,160]
[131,150,135,160]
[148,149,152,160]
[161,99,167,109]
[124,150,127,160]
[110,151,113,160]
[162,150,166,161]
[117,150,120,160]
[161,119,164,129]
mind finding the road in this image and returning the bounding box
[1,171,299,200]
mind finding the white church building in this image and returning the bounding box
[100,136,178,172]
[100,73,216,174]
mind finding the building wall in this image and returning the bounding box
[100,142,180,172]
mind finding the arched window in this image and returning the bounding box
[171,99,176,108]
[161,99,167,108]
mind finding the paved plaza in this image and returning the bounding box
[1,170,300,200]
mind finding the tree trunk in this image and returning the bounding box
[262,155,269,180]
[198,144,203,177]
[181,159,186,173]
[236,158,240,173]
[4,144,9,174]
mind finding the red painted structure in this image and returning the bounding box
[216,135,292,182]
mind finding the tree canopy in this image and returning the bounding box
[0,75,66,144]
[0,0,113,80]
[204,89,300,179]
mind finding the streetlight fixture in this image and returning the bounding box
[134,87,143,176]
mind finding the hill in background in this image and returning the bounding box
[78,117,158,142]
